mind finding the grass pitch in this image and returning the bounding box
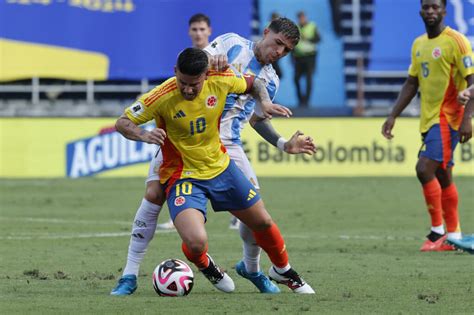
[0,177,473,314]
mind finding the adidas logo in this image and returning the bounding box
[247,189,257,201]
[173,110,186,119]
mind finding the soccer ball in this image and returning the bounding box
[152,258,194,296]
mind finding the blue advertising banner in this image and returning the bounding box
[0,0,252,81]
[370,0,473,71]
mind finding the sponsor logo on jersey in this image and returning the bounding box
[211,41,218,48]
[66,124,156,178]
[173,110,186,119]
[206,95,218,108]
[416,51,420,57]
[463,56,473,68]
[174,196,186,206]
[432,47,442,59]
[128,101,145,117]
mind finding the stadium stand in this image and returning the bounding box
[341,0,419,117]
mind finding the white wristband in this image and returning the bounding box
[276,137,287,151]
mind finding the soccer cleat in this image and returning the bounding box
[235,260,280,293]
[268,266,315,294]
[200,255,235,293]
[446,235,474,254]
[156,219,175,230]
[110,274,137,296]
[229,216,240,230]
[420,234,455,252]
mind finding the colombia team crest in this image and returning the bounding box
[174,196,186,207]
[206,95,217,108]
[432,47,442,59]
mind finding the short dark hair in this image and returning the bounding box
[177,48,209,76]
[189,13,211,26]
[420,0,446,7]
[268,17,300,46]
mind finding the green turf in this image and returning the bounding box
[0,177,473,314]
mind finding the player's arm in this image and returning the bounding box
[249,114,316,155]
[457,84,474,105]
[381,75,419,139]
[115,114,166,145]
[459,75,474,143]
[249,77,292,118]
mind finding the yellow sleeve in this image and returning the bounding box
[124,88,160,125]
[210,67,254,95]
[453,35,474,78]
[408,40,419,77]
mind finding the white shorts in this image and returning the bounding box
[146,147,162,183]
[225,143,260,189]
[145,143,259,189]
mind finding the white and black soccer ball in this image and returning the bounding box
[152,258,194,296]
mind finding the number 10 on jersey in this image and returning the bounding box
[190,117,206,135]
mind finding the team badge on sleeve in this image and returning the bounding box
[206,95,217,108]
[128,101,145,117]
[463,56,473,68]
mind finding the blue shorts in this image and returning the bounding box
[419,123,459,168]
[165,160,261,221]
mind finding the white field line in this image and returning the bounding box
[0,216,421,241]
[0,216,131,226]
[0,232,420,241]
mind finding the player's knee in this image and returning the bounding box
[144,185,165,206]
[252,217,274,231]
[415,162,430,181]
[185,239,207,254]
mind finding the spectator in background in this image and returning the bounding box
[292,11,321,107]
[269,12,283,78]
[188,13,212,49]
[330,0,342,36]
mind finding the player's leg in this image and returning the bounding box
[211,160,313,293]
[167,180,234,293]
[230,200,314,294]
[416,124,454,251]
[226,144,279,293]
[111,151,165,295]
[226,145,261,272]
[435,124,462,241]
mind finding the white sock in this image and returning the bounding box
[274,264,291,274]
[447,232,462,240]
[123,198,161,276]
[239,222,261,273]
[431,225,445,235]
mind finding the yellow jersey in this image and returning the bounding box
[125,68,252,185]
[408,26,474,133]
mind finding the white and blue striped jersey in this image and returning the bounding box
[204,33,280,146]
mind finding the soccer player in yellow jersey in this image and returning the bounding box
[115,48,315,294]
[382,0,473,251]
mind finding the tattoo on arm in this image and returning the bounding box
[115,115,146,142]
[250,78,271,104]
[252,118,281,147]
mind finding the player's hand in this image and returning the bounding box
[209,54,229,71]
[142,128,167,145]
[284,130,317,155]
[260,101,292,119]
[381,116,395,139]
[457,88,471,105]
[459,117,472,143]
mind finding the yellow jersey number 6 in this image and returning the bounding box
[421,62,429,78]
[176,182,193,196]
